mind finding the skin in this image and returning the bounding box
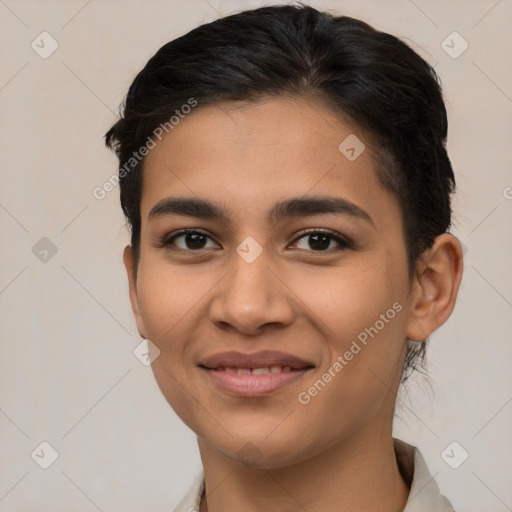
[123,96,463,512]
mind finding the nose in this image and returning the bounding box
[209,246,295,336]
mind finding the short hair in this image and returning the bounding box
[105,3,455,382]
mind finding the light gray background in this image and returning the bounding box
[1,0,511,511]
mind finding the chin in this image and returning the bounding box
[200,428,319,470]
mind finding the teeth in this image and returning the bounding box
[252,367,270,375]
[219,366,294,375]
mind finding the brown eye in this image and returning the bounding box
[292,230,351,252]
[164,230,219,251]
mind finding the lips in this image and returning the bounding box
[199,350,314,371]
[198,350,314,397]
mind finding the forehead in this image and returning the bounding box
[140,96,400,227]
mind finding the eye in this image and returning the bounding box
[160,228,351,253]
[163,229,219,251]
[290,229,351,252]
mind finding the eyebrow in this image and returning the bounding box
[148,196,374,225]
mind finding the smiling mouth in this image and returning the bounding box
[198,350,315,396]
[199,363,314,397]
[207,365,297,375]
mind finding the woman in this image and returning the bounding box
[105,4,463,511]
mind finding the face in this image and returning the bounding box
[125,96,418,468]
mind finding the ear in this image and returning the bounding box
[123,245,147,339]
[406,233,464,342]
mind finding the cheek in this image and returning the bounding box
[292,254,409,404]
[136,254,209,343]
[289,253,406,343]
[334,262,408,381]
[136,257,209,429]
[293,305,408,446]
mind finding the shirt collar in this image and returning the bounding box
[173,438,454,512]
[394,438,455,512]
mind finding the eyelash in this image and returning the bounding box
[159,228,352,253]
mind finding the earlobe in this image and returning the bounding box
[123,245,147,339]
[406,234,463,342]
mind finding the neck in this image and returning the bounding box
[198,425,410,512]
